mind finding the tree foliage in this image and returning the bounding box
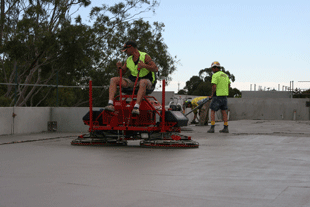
[293,89,310,98]
[0,0,178,106]
[179,67,241,98]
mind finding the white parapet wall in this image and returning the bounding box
[0,97,309,135]
[0,107,14,135]
[0,107,50,135]
[51,107,94,133]
[0,107,102,135]
[228,98,310,120]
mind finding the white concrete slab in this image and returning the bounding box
[0,120,310,207]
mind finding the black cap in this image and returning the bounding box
[121,41,137,51]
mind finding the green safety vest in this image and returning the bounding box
[126,51,155,84]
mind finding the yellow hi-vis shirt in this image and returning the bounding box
[191,96,209,108]
[211,71,230,96]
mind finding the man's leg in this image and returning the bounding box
[222,110,228,124]
[199,101,211,126]
[105,77,129,111]
[205,109,209,125]
[191,113,198,124]
[205,101,211,125]
[208,97,219,133]
[207,110,216,133]
[219,110,229,133]
[132,79,151,115]
[198,108,205,126]
[108,77,128,100]
[218,96,229,133]
[136,79,148,105]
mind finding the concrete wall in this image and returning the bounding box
[0,107,103,135]
[228,98,310,120]
[0,107,14,135]
[178,95,309,121]
[0,91,174,135]
[0,98,309,135]
[0,107,50,135]
[51,107,90,133]
[51,107,115,133]
[242,91,292,98]
[182,98,310,122]
[149,91,175,106]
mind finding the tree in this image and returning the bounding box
[229,88,241,98]
[199,67,235,83]
[1,0,92,106]
[85,0,177,106]
[184,76,202,95]
[77,1,177,106]
[1,0,178,107]
[177,89,187,95]
[293,88,310,98]
[126,20,178,82]
[192,82,212,96]
[183,66,240,97]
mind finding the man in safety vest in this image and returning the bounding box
[189,96,211,126]
[207,61,231,133]
[105,41,158,115]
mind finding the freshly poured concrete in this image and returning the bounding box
[1,120,310,207]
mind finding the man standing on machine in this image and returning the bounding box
[207,61,231,133]
[105,41,158,115]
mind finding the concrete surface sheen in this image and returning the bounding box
[1,120,310,207]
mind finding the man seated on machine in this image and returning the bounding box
[105,41,158,115]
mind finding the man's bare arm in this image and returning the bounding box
[116,61,128,73]
[138,55,158,72]
[211,84,216,97]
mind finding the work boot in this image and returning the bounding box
[207,125,215,133]
[132,107,140,115]
[105,104,115,112]
[204,121,209,126]
[219,125,229,133]
[190,120,198,124]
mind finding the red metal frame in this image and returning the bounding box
[89,80,93,132]
[161,79,166,132]
[86,73,180,134]
[73,72,199,148]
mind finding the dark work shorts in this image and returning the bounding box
[210,96,228,111]
[123,78,152,90]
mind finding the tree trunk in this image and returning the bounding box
[0,0,4,46]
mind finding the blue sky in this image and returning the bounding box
[74,0,310,92]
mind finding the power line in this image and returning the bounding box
[0,83,106,88]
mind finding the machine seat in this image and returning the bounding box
[121,86,155,95]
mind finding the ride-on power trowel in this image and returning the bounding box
[71,69,199,148]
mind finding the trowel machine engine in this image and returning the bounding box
[71,69,199,148]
